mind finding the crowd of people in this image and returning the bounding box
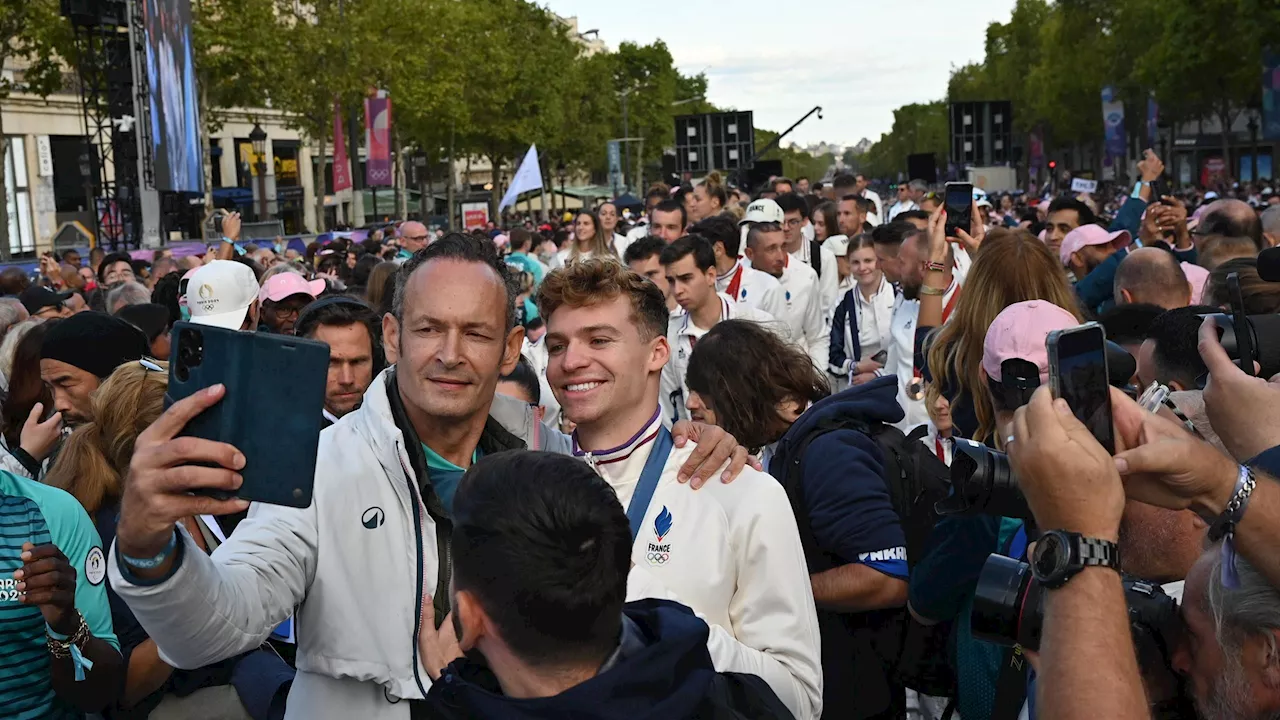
[0,152,1278,720]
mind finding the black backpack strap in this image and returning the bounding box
[781,417,870,574]
[811,239,823,278]
[991,646,1030,720]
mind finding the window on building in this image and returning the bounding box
[5,137,34,256]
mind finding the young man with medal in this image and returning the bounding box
[537,259,823,720]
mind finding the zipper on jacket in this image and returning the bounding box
[396,443,432,700]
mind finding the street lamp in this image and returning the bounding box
[249,123,269,222]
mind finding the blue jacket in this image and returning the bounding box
[828,288,862,374]
[418,599,792,720]
[1075,197,1198,315]
[769,376,908,578]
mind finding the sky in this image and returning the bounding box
[542,0,1017,149]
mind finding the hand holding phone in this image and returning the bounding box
[1047,322,1115,454]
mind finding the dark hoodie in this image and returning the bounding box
[416,599,793,720]
[768,376,909,720]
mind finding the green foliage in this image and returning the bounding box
[859,102,949,180]
[0,0,71,100]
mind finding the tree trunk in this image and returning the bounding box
[1219,106,1234,187]
[313,122,327,233]
[0,108,11,261]
[489,154,502,222]
[420,154,431,222]
[200,86,214,219]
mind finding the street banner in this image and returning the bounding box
[1101,86,1126,167]
[607,140,623,195]
[1146,96,1159,150]
[1264,50,1280,141]
[499,144,543,211]
[1029,130,1043,173]
[332,101,351,193]
[365,93,392,187]
[462,202,489,230]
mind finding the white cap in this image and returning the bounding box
[184,260,260,330]
[824,234,850,256]
[739,198,784,225]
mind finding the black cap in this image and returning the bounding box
[19,285,71,315]
[41,311,149,379]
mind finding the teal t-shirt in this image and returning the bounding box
[422,445,480,513]
[0,471,117,719]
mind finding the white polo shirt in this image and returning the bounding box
[660,293,788,422]
[574,411,823,720]
[715,260,787,319]
[882,280,959,433]
[789,240,840,322]
[776,258,830,372]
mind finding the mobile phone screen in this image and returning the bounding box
[944,183,972,236]
[1051,324,1114,453]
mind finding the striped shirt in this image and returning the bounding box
[0,471,116,719]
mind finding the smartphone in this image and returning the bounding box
[944,182,973,238]
[213,214,224,235]
[871,349,888,365]
[166,322,330,507]
[1046,322,1115,454]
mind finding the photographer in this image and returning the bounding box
[1003,387,1148,720]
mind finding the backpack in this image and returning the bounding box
[810,239,824,279]
[779,416,957,700]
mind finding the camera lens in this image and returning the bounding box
[935,439,1032,519]
[972,555,1043,650]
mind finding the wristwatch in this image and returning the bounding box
[1031,530,1121,589]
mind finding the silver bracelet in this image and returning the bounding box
[1208,466,1256,541]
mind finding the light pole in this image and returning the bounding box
[1247,113,1260,183]
[79,151,94,220]
[250,123,269,222]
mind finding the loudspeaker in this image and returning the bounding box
[950,101,1014,167]
[907,153,937,184]
[745,160,784,193]
[674,111,755,175]
[60,0,126,27]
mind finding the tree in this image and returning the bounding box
[858,102,949,181]
[0,0,70,258]
[1134,0,1263,180]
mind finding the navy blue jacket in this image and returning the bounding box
[417,599,792,720]
[1075,196,1198,315]
[829,288,861,373]
[770,376,908,578]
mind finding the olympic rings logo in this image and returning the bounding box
[646,552,669,566]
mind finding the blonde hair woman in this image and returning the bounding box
[45,361,292,716]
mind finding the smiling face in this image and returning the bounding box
[574,214,598,247]
[382,258,522,426]
[544,295,668,431]
[849,246,881,289]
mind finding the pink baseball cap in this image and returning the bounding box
[982,300,1079,382]
[1058,224,1132,266]
[259,272,326,303]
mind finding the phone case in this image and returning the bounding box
[166,322,330,508]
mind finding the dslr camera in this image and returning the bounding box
[1200,270,1280,379]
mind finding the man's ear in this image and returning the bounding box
[501,324,526,376]
[382,312,400,365]
[649,334,670,374]
[454,590,487,652]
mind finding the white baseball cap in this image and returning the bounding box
[739,198,784,225]
[823,234,850,256]
[184,260,261,330]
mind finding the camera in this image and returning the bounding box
[1200,272,1280,379]
[935,438,1031,520]
[971,554,1180,654]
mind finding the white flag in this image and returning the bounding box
[499,144,543,212]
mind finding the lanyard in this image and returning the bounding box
[626,426,674,541]
[726,265,744,299]
[935,437,947,463]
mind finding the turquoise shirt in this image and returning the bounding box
[422,445,479,514]
[0,471,117,719]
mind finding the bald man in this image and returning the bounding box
[1113,247,1190,310]
[1198,199,1263,249]
[398,221,430,257]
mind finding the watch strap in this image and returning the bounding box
[1038,530,1120,589]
